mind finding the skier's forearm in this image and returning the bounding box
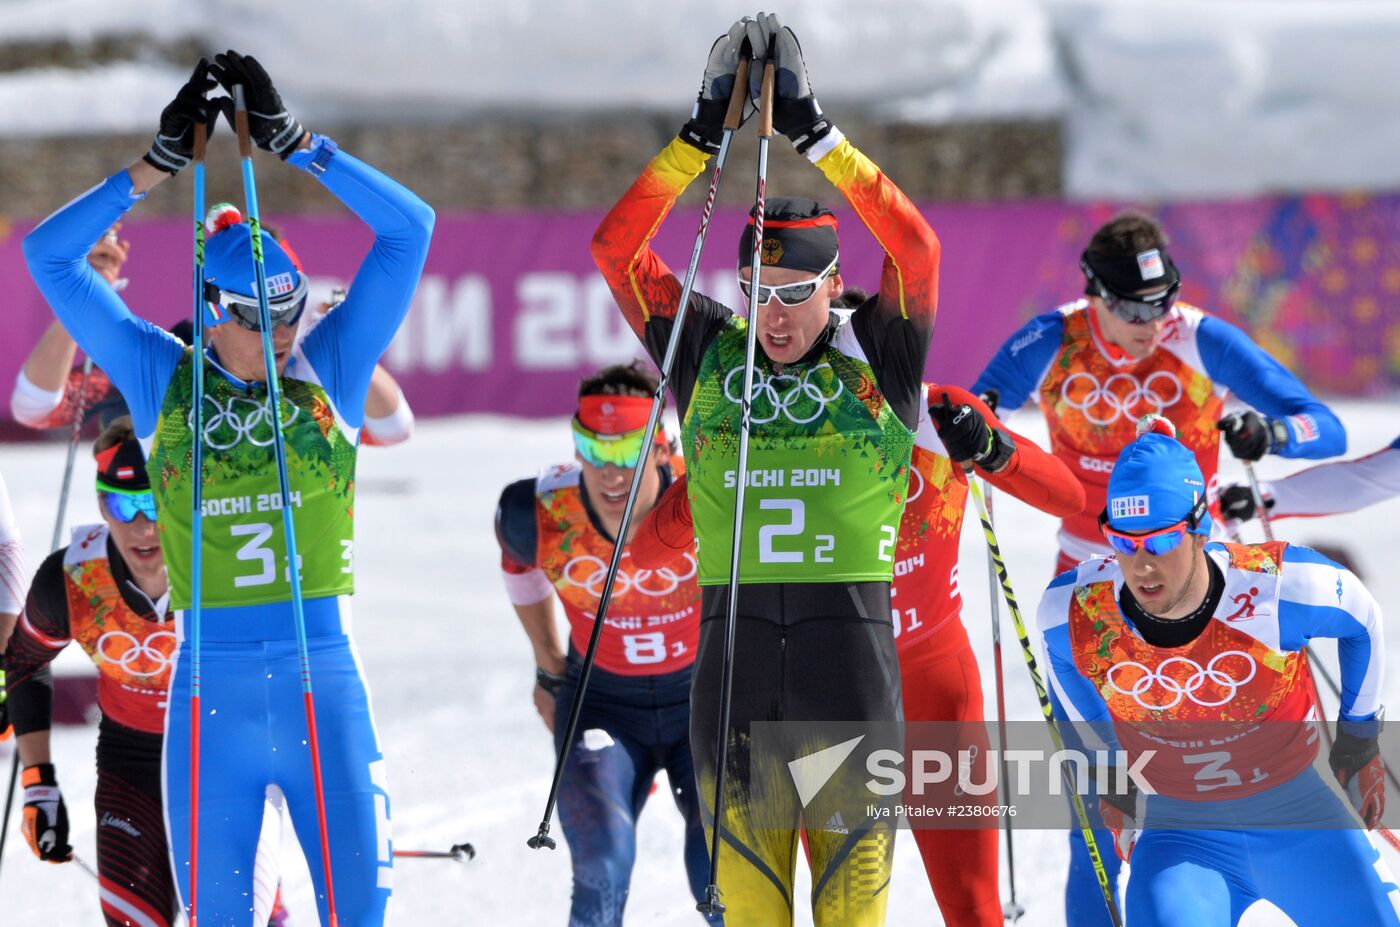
[591,138,710,335]
[1266,447,1400,518]
[20,320,78,393]
[511,599,566,674]
[986,430,1086,519]
[15,730,51,768]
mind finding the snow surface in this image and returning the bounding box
[5,1,1400,196]
[3,401,1399,925]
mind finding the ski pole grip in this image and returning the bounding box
[723,56,751,132]
[232,84,253,159]
[193,119,206,163]
[757,49,776,138]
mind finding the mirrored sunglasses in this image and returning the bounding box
[205,273,309,332]
[571,418,651,469]
[737,255,838,308]
[1097,278,1180,324]
[100,489,158,523]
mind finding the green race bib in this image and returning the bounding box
[682,319,913,585]
[148,350,358,609]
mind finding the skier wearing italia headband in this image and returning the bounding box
[593,14,939,925]
[1039,418,1398,927]
[974,211,1344,926]
[22,53,433,926]
[3,418,291,927]
[495,364,714,925]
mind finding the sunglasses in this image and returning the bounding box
[100,488,158,523]
[737,255,838,308]
[572,418,657,470]
[1093,277,1180,324]
[1098,495,1206,556]
[204,273,309,332]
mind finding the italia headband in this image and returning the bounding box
[1081,246,1180,301]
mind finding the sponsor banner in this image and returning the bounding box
[2,191,1396,426]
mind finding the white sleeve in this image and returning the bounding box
[9,368,64,428]
[501,566,555,606]
[362,385,415,446]
[1267,445,1400,518]
[0,472,26,614]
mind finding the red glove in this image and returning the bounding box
[629,476,694,570]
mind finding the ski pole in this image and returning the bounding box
[977,478,1024,922]
[698,41,773,920]
[187,108,208,927]
[1243,462,1274,543]
[394,843,475,862]
[528,51,752,852]
[232,85,340,926]
[0,356,96,879]
[966,477,1125,927]
[70,852,99,881]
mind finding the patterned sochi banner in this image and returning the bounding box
[1,191,1397,425]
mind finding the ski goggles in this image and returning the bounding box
[1098,495,1207,556]
[737,255,838,308]
[571,418,659,470]
[98,485,158,523]
[1090,276,1180,324]
[204,273,309,331]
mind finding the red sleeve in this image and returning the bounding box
[820,139,940,330]
[938,385,1085,519]
[630,475,694,570]
[26,368,114,430]
[590,139,714,338]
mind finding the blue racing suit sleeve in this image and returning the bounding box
[21,172,185,438]
[1039,569,1121,755]
[1277,545,1384,724]
[1198,316,1346,459]
[970,311,1063,412]
[291,136,435,429]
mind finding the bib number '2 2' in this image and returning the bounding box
[754,498,896,565]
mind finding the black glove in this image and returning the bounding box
[745,13,837,155]
[1331,718,1385,829]
[211,50,306,159]
[1218,484,1274,522]
[979,388,1001,415]
[929,393,1014,472]
[679,19,751,153]
[0,667,8,737]
[1096,774,1143,862]
[1216,411,1287,462]
[143,59,223,174]
[21,764,71,863]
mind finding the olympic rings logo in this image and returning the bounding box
[95,629,177,678]
[189,394,301,451]
[562,553,697,598]
[723,364,844,425]
[1060,371,1183,426]
[1107,651,1257,711]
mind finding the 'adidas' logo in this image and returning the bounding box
[822,810,849,834]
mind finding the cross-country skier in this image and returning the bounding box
[970,211,1346,922]
[592,15,938,924]
[0,466,25,737]
[494,363,716,926]
[11,216,415,448]
[3,420,289,927]
[1219,434,1400,522]
[1039,421,1399,927]
[22,52,433,926]
[630,373,1086,926]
